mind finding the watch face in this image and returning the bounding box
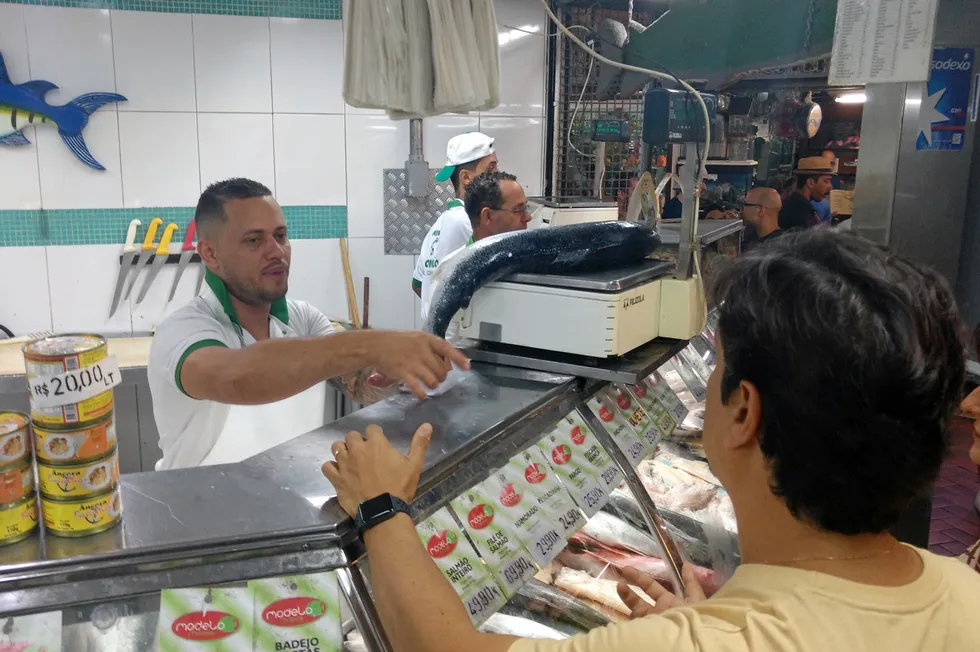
[359,494,396,522]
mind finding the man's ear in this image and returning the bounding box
[480,206,493,226]
[725,380,763,450]
[197,239,218,270]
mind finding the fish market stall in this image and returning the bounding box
[0,326,727,650]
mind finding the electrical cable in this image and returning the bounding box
[567,53,596,159]
[540,0,708,333]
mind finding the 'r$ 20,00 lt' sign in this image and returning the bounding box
[28,357,122,408]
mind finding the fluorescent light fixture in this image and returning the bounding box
[835,92,867,104]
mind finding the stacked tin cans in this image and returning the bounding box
[0,411,39,545]
[22,334,123,538]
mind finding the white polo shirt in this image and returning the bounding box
[148,270,334,470]
[415,199,472,321]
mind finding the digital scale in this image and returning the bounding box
[454,260,703,359]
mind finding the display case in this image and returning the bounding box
[0,336,728,651]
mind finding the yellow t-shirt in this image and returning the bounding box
[510,548,980,652]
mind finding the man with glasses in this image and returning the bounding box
[420,171,530,342]
[741,187,783,249]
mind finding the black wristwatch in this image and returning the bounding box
[354,493,411,534]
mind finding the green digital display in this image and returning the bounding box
[592,119,632,143]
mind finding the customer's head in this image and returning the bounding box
[435,132,498,197]
[465,171,531,240]
[957,327,980,466]
[195,178,290,304]
[741,187,781,235]
[704,229,964,535]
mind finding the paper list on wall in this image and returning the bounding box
[829,0,939,85]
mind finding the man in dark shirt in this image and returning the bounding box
[741,187,783,249]
[779,156,834,231]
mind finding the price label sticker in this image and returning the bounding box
[461,581,507,626]
[682,343,714,384]
[526,520,563,566]
[28,356,121,408]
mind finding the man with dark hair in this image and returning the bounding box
[778,156,833,230]
[810,149,838,222]
[412,133,498,298]
[149,178,468,470]
[322,229,980,652]
[463,170,531,242]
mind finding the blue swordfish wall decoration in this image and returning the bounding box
[0,52,127,171]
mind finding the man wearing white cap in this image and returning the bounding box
[411,132,498,299]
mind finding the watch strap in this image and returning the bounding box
[354,494,411,534]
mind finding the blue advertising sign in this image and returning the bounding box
[917,48,975,151]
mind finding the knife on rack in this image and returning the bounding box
[136,222,179,305]
[108,219,141,318]
[167,219,197,305]
[124,217,162,300]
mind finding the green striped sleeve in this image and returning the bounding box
[175,339,227,397]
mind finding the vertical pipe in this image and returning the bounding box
[677,143,699,280]
[337,565,394,652]
[409,118,424,162]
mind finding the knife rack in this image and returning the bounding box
[118,254,202,265]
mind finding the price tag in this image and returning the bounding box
[461,581,507,626]
[681,343,714,384]
[527,521,564,565]
[508,447,585,537]
[669,357,707,403]
[28,356,121,408]
[646,371,689,423]
[488,469,566,566]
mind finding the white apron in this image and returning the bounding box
[199,382,328,466]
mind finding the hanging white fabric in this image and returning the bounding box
[343,0,500,118]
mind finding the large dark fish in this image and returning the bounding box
[513,578,611,632]
[423,221,662,338]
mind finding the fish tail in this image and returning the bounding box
[57,129,105,171]
[67,92,127,117]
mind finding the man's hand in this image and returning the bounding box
[322,424,431,516]
[367,332,470,399]
[616,564,706,618]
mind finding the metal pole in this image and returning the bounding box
[577,403,687,599]
[594,141,606,199]
[406,118,429,198]
[409,118,424,162]
[337,565,394,652]
[677,143,700,280]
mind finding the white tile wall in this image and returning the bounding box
[0,0,548,337]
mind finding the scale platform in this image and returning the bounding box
[454,260,678,360]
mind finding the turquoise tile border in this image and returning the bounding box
[0,0,341,19]
[0,205,347,246]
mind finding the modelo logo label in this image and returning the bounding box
[617,393,632,410]
[467,504,494,529]
[598,405,615,423]
[570,426,587,446]
[262,597,327,627]
[524,463,547,484]
[933,58,972,71]
[623,295,645,309]
[632,383,648,399]
[551,444,572,465]
[427,530,458,558]
[172,611,240,641]
[499,483,522,507]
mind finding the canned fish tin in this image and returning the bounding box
[37,451,119,500]
[0,459,35,504]
[0,493,39,546]
[42,486,122,538]
[23,334,114,428]
[0,411,31,467]
[33,414,116,465]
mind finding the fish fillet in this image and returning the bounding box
[554,568,656,620]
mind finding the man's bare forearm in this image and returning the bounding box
[363,513,516,652]
[183,331,379,404]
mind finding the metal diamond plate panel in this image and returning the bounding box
[383,168,457,255]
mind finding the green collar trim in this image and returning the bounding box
[448,198,464,209]
[466,236,475,246]
[205,268,289,326]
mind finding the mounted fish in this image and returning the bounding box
[0,52,127,170]
[423,221,662,338]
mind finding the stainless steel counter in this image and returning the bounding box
[0,363,583,615]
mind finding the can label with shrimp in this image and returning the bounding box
[37,451,119,500]
[33,414,116,465]
[0,411,32,468]
[0,493,39,546]
[23,334,114,428]
[42,486,122,538]
[0,459,35,504]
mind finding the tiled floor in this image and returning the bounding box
[929,416,980,556]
